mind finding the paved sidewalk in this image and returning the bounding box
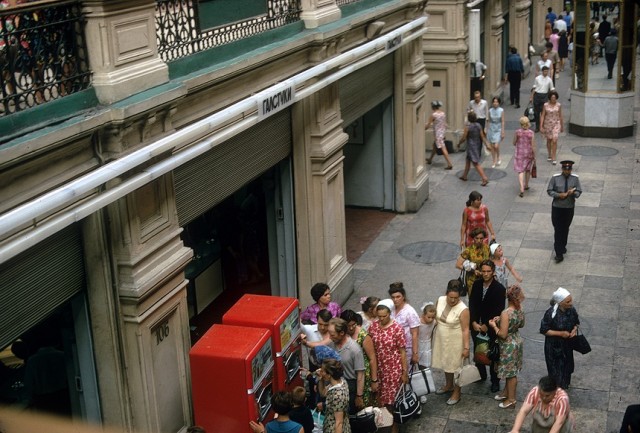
[342,61,640,432]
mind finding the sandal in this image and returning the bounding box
[481,179,489,186]
[524,186,530,190]
[519,192,524,198]
[435,387,453,395]
[459,176,468,181]
[445,166,453,170]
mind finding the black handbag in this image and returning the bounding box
[569,329,591,355]
[393,383,420,424]
[488,340,500,362]
[457,269,468,297]
[349,408,377,433]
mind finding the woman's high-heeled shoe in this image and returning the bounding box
[499,400,517,409]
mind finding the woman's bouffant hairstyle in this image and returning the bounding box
[388,281,407,299]
[466,190,483,206]
[446,279,462,294]
[467,111,477,123]
[310,282,330,302]
[507,285,524,310]
[322,359,344,380]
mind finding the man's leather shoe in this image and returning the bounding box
[555,255,564,263]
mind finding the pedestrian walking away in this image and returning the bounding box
[504,46,524,108]
[546,160,581,263]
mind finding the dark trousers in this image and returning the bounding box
[605,53,616,77]
[470,77,484,100]
[551,206,574,256]
[507,72,521,105]
[533,92,548,132]
[472,330,499,385]
[346,378,357,414]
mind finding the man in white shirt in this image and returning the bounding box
[470,60,487,99]
[468,90,489,129]
[529,66,555,132]
[554,14,567,32]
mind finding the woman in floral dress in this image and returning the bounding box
[319,359,351,433]
[368,302,407,433]
[513,116,537,197]
[425,100,453,169]
[455,227,490,296]
[540,91,564,165]
[489,285,525,409]
[340,309,378,407]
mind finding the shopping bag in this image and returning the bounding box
[473,333,491,366]
[311,409,324,433]
[392,383,420,424]
[349,407,377,433]
[409,365,435,397]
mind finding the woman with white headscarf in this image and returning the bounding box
[539,288,580,389]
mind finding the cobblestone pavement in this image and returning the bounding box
[341,58,640,432]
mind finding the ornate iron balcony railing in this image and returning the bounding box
[0,0,91,117]
[155,0,302,63]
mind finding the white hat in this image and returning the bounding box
[490,243,501,256]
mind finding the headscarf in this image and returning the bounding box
[377,298,394,312]
[551,287,571,318]
[490,243,500,256]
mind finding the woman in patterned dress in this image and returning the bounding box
[540,91,564,165]
[513,116,537,197]
[489,285,526,409]
[459,190,496,248]
[486,97,505,168]
[456,227,490,296]
[340,309,378,407]
[388,282,420,366]
[431,280,470,405]
[319,359,351,433]
[458,111,491,186]
[368,302,407,433]
[425,100,453,169]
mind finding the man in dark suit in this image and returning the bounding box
[598,15,611,57]
[469,259,506,393]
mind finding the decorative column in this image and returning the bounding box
[395,36,430,211]
[106,174,193,433]
[513,1,533,70]
[485,0,504,97]
[292,84,353,307]
[82,0,168,104]
[300,0,341,29]
[423,0,468,138]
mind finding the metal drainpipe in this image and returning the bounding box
[0,17,428,265]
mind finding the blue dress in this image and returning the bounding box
[487,107,503,143]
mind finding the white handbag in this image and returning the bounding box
[454,358,481,387]
[409,365,435,396]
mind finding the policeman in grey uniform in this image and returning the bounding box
[547,160,582,263]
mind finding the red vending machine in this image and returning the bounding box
[223,294,303,391]
[190,324,275,433]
